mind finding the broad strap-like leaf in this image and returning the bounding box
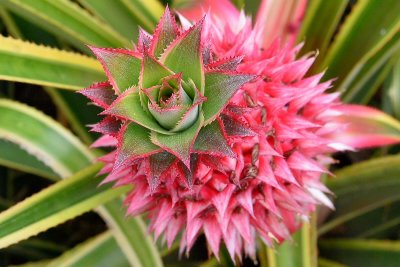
[319,154,400,236]
[321,0,400,86]
[0,102,163,267]
[319,239,400,267]
[328,104,400,148]
[120,0,164,32]
[297,0,348,61]
[150,6,180,58]
[193,119,235,158]
[45,88,98,145]
[340,31,400,104]
[0,35,105,90]
[46,231,130,267]
[89,46,141,93]
[2,0,128,51]
[265,219,317,267]
[114,123,161,170]
[151,113,204,168]
[0,99,94,177]
[0,163,130,249]
[202,71,255,124]
[160,19,205,93]
[78,0,139,41]
[98,199,164,267]
[105,92,173,135]
[0,139,58,181]
[383,56,400,119]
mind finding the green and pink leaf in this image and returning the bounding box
[104,90,172,135]
[329,104,400,148]
[151,113,204,168]
[202,70,255,124]
[114,122,162,170]
[160,18,205,94]
[89,46,141,94]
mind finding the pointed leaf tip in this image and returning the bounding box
[150,6,180,57]
[328,104,400,149]
[203,71,256,124]
[160,18,205,91]
[151,113,204,168]
[88,46,141,93]
[114,123,161,170]
[79,82,116,108]
[194,119,235,158]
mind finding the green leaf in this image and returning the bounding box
[46,231,130,267]
[89,47,141,93]
[1,0,128,51]
[0,163,130,249]
[0,99,94,177]
[115,122,161,169]
[318,258,346,267]
[319,239,400,267]
[120,0,164,32]
[321,0,400,86]
[319,154,400,235]
[265,217,317,267]
[77,0,139,41]
[148,103,189,130]
[0,139,58,181]
[98,199,164,267]
[202,71,254,124]
[106,93,172,135]
[151,113,203,167]
[150,7,179,58]
[297,0,348,62]
[0,102,163,267]
[340,31,400,104]
[0,6,22,38]
[338,201,400,238]
[193,120,234,157]
[44,88,98,145]
[383,56,400,119]
[141,52,173,89]
[160,20,204,92]
[0,35,105,90]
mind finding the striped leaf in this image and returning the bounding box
[1,0,128,51]
[0,99,163,266]
[0,99,94,177]
[319,154,400,235]
[0,35,105,90]
[77,0,139,40]
[46,231,130,267]
[321,0,400,88]
[120,0,164,32]
[0,139,58,181]
[0,163,130,249]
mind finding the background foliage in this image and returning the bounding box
[0,0,399,266]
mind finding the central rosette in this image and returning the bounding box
[143,73,203,132]
[84,8,254,176]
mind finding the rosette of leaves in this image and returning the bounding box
[80,8,255,188]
